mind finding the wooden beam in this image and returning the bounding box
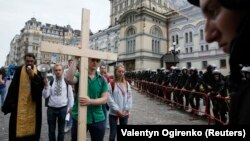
[40,42,117,61]
[77,8,89,141]
[40,42,84,56]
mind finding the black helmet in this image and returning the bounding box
[207,65,213,72]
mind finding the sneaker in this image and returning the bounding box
[64,126,71,133]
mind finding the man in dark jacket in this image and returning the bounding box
[209,70,228,125]
[2,53,45,140]
[202,65,215,116]
[176,67,189,109]
[187,0,250,124]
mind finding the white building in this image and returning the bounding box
[167,1,229,75]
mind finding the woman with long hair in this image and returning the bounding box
[107,63,132,141]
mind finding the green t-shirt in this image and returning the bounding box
[72,72,108,124]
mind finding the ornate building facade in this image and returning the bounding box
[90,0,173,71]
[167,1,229,74]
[6,18,80,66]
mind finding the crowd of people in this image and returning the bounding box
[1,53,132,141]
[126,65,231,124]
[187,0,250,125]
[127,63,250,125]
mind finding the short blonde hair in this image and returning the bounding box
[53,64,64,71]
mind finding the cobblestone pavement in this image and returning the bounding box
[0,87,207,141]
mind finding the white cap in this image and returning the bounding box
[182,67,187,70]
[242,66,250,73]
[170,66,176,70]
[164,69,170,73]
[213,69,221,75]
[211,64,217,68]
[190,67,196,70]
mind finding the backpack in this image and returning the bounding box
[45,78,68,107]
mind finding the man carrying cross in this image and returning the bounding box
[66,57,109,141]
[40,9,117,141]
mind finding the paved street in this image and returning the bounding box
[0,81,207,141]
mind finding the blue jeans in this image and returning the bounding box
[102,104,110,128]
[65,113,72,127]
[47,106,67,141]
[71,118,105,141]
[109,115,129,141]
[0,87,6,107]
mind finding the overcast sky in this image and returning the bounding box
[0,0,110,66]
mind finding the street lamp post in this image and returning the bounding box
[169,42,180,66]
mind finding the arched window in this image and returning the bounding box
[126,14,135,24]
[152,39,154,52]
[133,39,135,53]
[184,31,193,43]
[185,32,188,43]
[189,32,193,42]
[126,28,136,36]
[150,26,163,37]
[150,26,162,54]
[176,35,179,44]
[200,29,204,40]
[126,27,136,54]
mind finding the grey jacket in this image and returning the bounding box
[107,82,132,116]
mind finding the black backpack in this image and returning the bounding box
[45,78,68,107]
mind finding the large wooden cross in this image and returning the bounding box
[40,8,117,141]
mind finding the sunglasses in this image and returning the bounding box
[90,59,100,62]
